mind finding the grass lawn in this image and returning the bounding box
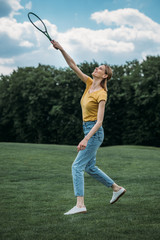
[0,142,160,240]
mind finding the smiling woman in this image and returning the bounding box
[51,40,126,215]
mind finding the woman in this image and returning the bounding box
[51,40,126,215]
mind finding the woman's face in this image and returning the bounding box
[92,65,107,79]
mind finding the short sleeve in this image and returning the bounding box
[97,91,107,103]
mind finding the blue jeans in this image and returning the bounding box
[72,121,114,196]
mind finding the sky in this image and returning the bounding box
[0,0,160,75]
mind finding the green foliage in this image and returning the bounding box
[0,57,160,146]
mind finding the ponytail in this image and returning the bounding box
[100,65,112,91]
[100,79,107,91]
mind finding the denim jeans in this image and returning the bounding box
[72,121,114,196]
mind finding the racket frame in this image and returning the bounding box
[28,12,52,42]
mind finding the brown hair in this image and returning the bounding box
[100,64,113,91]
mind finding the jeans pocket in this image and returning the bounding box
[83,125,92,136]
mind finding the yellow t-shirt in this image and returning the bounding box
[80,77,107,122]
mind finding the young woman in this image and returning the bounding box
[51,40,126,215]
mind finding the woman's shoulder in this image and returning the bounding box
[96,89,107,102]
[86,76,93,86]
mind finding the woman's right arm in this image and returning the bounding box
[51,40,88,84]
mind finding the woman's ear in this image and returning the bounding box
[103,74,108,79]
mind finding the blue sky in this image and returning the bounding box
[0,0,160,75]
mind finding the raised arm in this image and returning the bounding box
[51,40,88,83]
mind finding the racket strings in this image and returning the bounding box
[29,14,46,33]
[28,12,53,42]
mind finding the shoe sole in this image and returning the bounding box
[64,211,87,215]
[110,189,126,204]
[78,211,87,214]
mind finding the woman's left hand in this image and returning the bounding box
[77,138,88,152]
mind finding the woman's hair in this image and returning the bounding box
[100,64,113,91]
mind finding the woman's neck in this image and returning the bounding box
[91,78,102,90]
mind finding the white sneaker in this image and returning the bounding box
[64,206,87,215]
[110,187,126,204]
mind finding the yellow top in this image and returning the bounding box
[80,77,107,122]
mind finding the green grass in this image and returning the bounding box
[0,142,160,240]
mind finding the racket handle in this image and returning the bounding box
[51,40,58,50]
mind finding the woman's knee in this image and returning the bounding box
[85,165,93,174]
[85,165,98,175]
[72,162,76,173]
[72,161,86,175]
[72,162,81,174]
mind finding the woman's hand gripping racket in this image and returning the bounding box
[28,12,58,49]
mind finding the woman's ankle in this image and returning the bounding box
[76,204,85,208]
[111,183,121,192]
[76,196,85,208]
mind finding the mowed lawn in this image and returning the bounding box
[0,142,160,240]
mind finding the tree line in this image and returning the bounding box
[0,56,160,147]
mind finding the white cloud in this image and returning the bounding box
[0,65,16,75]
[0,57,15,75]
[19,41,34,47]
[0,17,25,40]
[0,17,57,48]
[8,0,23,11]
[0,57,15,74]
[91,8,158,29]
[0,0,23,18]
[8,0,23,17]
[91,8,160,43]
[0,57,14,64]
[0,5,160,75]
[56,27,134,53]
[25,1,32,10]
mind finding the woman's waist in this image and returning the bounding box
[83,120,103,131]
[83,120,97,127]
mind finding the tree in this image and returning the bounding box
[0,57,159,146]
